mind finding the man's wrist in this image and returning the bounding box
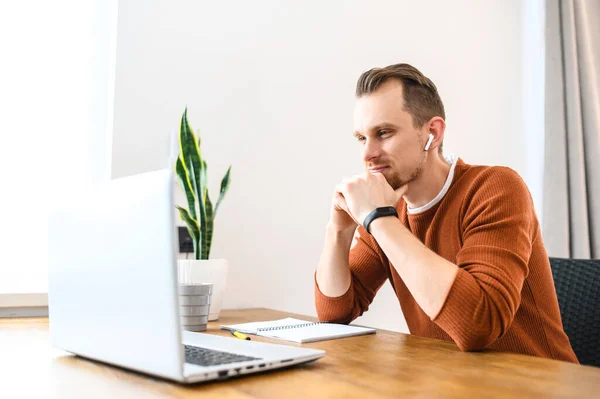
[368,215,399,236]
[326,223,356,240]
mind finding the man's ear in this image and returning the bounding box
[424,117,446,152]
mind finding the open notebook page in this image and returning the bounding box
[220,318,316,334]
[221,317,376,343]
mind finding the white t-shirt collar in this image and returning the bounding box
[407,154,458,215]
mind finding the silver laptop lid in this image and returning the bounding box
[48,169,184,381]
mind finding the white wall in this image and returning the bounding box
[0,0,118,296]
[112,0,540,333]
[522,0,545,225]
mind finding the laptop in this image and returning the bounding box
[47,168,325,383]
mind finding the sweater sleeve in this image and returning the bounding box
[432,167,535,351]
[315,226,389,324]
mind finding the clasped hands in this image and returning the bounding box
[332,172,407,231]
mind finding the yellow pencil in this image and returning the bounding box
[230,330,251,340]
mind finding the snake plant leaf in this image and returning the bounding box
[200,159,208,195]
[179,109,207,259]
[199,159,212,259]
[204,189,214,260]
[197,159,208,260]
[176,206,200,258]
[175,156,196,221]
[215,165,232,214]
[179,108,204,221]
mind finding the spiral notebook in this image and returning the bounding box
[220,317,376,343]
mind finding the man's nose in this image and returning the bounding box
[362,139,381,163]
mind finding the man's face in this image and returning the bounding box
[353,80,428,190]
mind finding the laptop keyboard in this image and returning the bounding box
[184,345,261,367]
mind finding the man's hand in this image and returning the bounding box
[328,191,359,234]
[335,172,406,227]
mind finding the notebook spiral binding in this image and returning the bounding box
[257,322,323,332]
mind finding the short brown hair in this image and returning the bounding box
[356,63,446,129]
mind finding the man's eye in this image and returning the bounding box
[357,136,366,142]
[378,130,389,137]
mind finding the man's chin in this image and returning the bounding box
[388,178,406,191]
[391,175,421,191]
[387,173,411,190]
[390,165,424,190]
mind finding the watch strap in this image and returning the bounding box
[363,206,398,234]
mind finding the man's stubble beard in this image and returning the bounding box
[385,154,428,190]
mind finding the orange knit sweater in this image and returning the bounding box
[315,159,578,363]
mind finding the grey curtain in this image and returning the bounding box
[544,0,600,259]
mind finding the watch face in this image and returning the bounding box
[380,206,398,216]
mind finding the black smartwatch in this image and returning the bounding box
[363,206,398,234]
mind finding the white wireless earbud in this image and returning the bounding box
[424,133,434,151]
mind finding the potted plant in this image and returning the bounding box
[175,108,231,321]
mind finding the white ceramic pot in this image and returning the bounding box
[177,259,228,321]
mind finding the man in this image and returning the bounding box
[315,63,577,362]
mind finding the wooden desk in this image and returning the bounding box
[1,308,599,398]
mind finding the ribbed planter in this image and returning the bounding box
[177,259,228,321]
[178,283,212,332]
